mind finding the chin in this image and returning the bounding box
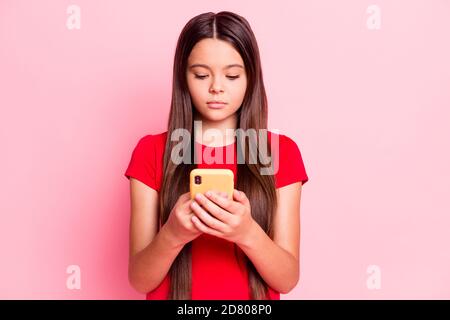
[197,108,227,119]
[205,113,229,122]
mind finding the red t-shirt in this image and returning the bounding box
[124,130,309,300]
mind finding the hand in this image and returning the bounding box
[163,191,203,247]
[189,189,256,246]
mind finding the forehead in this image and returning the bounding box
[188,38,244,68]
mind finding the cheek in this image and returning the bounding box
[229,80,247,103]
[187,80,207,103]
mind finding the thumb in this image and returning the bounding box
[233,189,243,201]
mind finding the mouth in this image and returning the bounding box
[207,101,227,109]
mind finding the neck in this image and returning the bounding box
[193,113,238,147]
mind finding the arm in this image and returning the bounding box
[237,182,302,294]
[127,178,184,294]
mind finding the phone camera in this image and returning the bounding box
[194,175,202,185]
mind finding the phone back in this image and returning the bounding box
[190,168,234,200]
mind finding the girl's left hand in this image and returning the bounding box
[190,189,255,245]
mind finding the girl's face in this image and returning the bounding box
[186,38,247,123]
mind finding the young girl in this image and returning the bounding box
[124,11,309,300]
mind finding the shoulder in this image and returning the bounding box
[125,131,168,191]
[151,131,168,144]
[267,130,300,152]
[127,131,167,166]
[267,130,309,188]
[134,131,167,150]
[267,131,303,164]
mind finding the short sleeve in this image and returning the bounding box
[275,134,309,189]
[124,135,158,191]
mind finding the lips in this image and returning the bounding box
[207,101,227,109]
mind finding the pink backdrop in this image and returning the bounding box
[1,0,449,299]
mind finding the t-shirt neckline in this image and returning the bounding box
[195,139,236,149]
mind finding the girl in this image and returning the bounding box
[124,11,309,300]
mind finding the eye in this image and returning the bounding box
[194,74,208,79]
[227,75,240,80]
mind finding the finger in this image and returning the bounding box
[219,191,229,199]
[196,191,236,222]
[177,192,191,205]
[203,190,239,215]
[190,199,229,232]
[180,196,199,216]
[191,215,222,237]
[183,191,193,201]
[180,198,195,214]
[233,189,249,205]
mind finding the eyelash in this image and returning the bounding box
[194,75,240,80]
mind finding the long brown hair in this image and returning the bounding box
[158,11,278,300]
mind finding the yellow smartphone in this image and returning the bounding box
[190,168,234,200]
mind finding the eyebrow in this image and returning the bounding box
[188,63,244,70]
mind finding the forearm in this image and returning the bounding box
[237,221,299,294]
[128,225,185,294]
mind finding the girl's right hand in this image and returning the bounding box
[163,192,203,247]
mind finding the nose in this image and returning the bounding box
[209,77,224,93]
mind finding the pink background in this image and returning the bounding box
[1,0,449,299]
